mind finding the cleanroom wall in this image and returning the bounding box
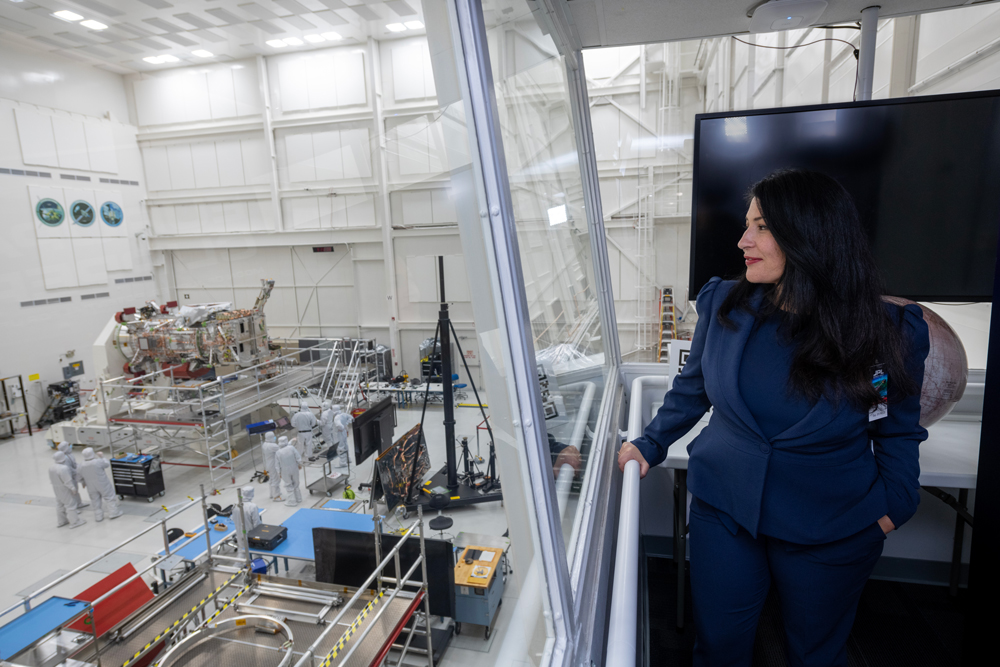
[0,40,160,423]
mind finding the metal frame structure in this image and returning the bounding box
[1,488,434,667]
[99,338,379,492]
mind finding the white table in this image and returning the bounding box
[659,416,980,625]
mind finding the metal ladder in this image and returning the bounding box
[330,340,364,407]
[318,340,343,401]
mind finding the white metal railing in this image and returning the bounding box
[607,375,671,667]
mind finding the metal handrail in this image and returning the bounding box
[0,494,203,620]
[291,519,423,667]
[606,375,670,667]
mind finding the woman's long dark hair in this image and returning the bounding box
[719,169,916,408]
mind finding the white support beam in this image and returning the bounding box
[257,54,285,231]
[857,6,880,101]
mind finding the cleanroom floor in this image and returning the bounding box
[0,403,522,666]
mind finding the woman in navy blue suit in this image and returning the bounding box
[619,169,929,667]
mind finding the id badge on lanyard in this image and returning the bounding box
[869,364,888,422]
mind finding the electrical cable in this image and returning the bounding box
[730,34,861,101]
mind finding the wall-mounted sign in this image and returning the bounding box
[71,200,95,226]
[36,199,65,226]
[313,246,335,253]
[101,201,123,227]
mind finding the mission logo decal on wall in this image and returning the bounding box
[71,200,96,226]
[101,201,124,227]
[36,199,65,226]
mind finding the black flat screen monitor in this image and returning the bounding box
[352,397,396,465]
[313,527,455,618]
[690,90,1000,301]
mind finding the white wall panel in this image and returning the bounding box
[37,238,78,289]
[286,197,321,230]
[84,122,118,174]
[401,190,433,226]
[172,248,233,288]
[323,195,347,228]
[334,51,367,106]
[241,138,271,185]
[248,199,270,231]
[356,261,387,326]
[215,140,246,187]
[223,201,251,233]
[285,132,316,183]
[295,286,322,326]
[406,255,438,302]
[314,130,344,181]
[443,255,470,302]
[199,203,226,233]
[191,142,222,188]
[431,188,457,224]
[142,145,172,191]
[274,55,311,112]
[340,128,371,179]
[391,40,435,101]
[207,68,238,119]
[315,286,357,324]
[52,115,91,170]
[230,247,295,286]
[345,194,376,227]
[14,109,58,167]
[73,237,108,286]
[293,246,354,286]
[175,204,201,235]
[166,144,196,190]
[150,205,178,235]
[232,62,262,117]
[102,236,133,272]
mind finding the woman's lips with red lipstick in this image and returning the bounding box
[744,256,762,265]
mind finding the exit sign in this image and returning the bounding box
[313,246,335,253]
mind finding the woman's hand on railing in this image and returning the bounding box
[617,442,650,479]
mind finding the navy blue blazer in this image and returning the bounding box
[632,278,930,544]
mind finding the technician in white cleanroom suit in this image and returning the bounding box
[79,448,123,521]
[333,406,354,468]
[261,431,283,502]
[275,436,303,506]
[290,401,317,457]
[234,485,262,557]
[319,401,335,450]
[50,451,85,528]
[57,442,88,508]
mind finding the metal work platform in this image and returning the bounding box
[100,338,380,491]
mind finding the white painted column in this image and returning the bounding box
[857,5,881,101]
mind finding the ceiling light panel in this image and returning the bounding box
[282,37,303,46]
[404,21,423,29]
[266,39,287,48]
[192,49,213,57]
[303,34,325,43]
[386,23,406,32]
[80,19,108,30]
[321,31,342,40]
[52,11,84,21]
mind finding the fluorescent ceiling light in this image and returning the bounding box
[283,37,303,46]
[159,54,179,63]
[322,31,342,40]
[385,23,406,32]
[303,34,325,43]
[403,21,424,29]
[143,56,163,64]
[52,10,83,21]
[266,39,287,48]
[547,204,567,226]
[192,49,213,57]
[80,19,107,30]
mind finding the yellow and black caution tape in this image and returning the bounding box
[318,591,385,667]
[121,569,246,667]
[148,583,253,667]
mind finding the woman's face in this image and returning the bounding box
[739,198,785,284]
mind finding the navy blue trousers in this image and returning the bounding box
[689,496,886,667]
